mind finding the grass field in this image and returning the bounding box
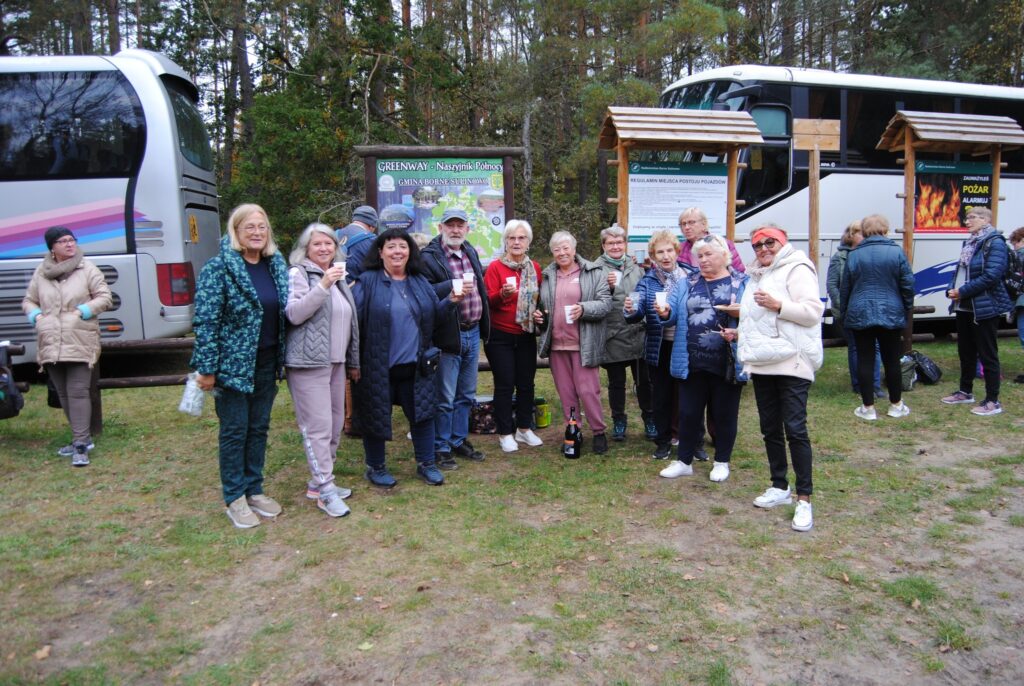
[1,341,1023,685]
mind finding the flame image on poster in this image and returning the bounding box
[913,161,991,234]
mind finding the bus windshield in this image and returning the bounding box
[165,79,214,171]
[662,79,745,111]
[0,71,144,180]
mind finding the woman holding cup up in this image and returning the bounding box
[536,231,612,454]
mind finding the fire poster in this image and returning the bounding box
[627,161,728,253]
[375,157,507,259]
[914,160,992,234]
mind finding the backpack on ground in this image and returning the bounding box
[900,354,917,392]
[911,349,942,385]
[0,345,25,420]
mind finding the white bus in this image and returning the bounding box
[0,49,219,363]
[660,65,1024,322]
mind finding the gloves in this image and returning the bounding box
[27,308,42,325]
[76,304,93,320]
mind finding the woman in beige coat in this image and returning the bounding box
[23,227,112,466]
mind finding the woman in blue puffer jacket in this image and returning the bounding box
[839,214,915,421]
[942,207,1013,416]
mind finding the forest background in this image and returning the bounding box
[3,0,1024,249]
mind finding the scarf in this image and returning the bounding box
[500,253,539,333]
[960,225,994,267]
[600,253,626,270]
[653,262,687,298]
[40,246,84,281]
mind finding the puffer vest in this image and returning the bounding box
[285,265,332,368]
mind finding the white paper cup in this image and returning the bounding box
[462,272,475,285]
[564,305,574,324]
[655,291,668,308]
[452,279,464,296]
[611,270,622,286]
[333,260,346,277]
[505,276,517,287]
[628,291,640,310]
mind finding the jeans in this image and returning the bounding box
[434,325,481,452]
[364,363,435,468]
[852,327,903,406]
[215,347,278,505]
[677,370,742,464]
[485,328,537,435]
[752,374,813,497]
[843,326,880,394]
[602,359,652,423]
[956,312,1001,402]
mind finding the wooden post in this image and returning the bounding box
[901,126,916,354]
[616,142,629,228]
[502,155,516,220]
[726,147,739,242]
[807,144,820,271]
[990,145,1002,226]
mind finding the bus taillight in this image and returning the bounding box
[156,262,196,306]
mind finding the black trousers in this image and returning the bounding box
[602,359,652,423]
[752,374,813,496]
[485,328,538,435]
[677,370,742,464]
[650,339,677,449]
[852,326,903,407]
[956,311,1001,402]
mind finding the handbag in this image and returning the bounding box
[911,349,942,385]
[723,340,743,385]
[418,346,441,377]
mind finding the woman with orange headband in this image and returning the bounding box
[729,224,823,532]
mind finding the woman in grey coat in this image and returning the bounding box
[535,231,612,453]
[597,224,650,441]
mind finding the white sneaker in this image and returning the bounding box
[709,461,730,482]
[498,434,519,452]
[854,405,877,421]
[515,428,543,446]
[659,460,693,478]
[792,500,813,532]
[887,401,910,418]
[753,486,792,508]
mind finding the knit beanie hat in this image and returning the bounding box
[44,226,75,250]
[352,206,378,229]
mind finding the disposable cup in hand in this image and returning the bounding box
[627,291,640,310]
[655,291,668,308]
[564,305,574,324]
[333,261,346,277]
[452,279,464,296]
[505,276,517,287]
[611,270,621,286]
[462,272,475,285]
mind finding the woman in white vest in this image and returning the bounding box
[728,225,823,532]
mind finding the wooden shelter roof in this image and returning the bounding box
[598,107,764,152]
[876,110,1024,154]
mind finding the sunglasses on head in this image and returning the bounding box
[752,238,777,251]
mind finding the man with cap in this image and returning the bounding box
[337,205,378,281]
[421,208,491,469]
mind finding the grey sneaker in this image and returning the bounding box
[59,440,94,457]
[317,488,351,518]
[71,443,90,467]
[246,494,282,518]
[971,400,1003,416]
[226,496,260,528]
[306,486,352,500]
[941,390,975,405]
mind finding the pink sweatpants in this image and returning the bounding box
[287,364,347,492]
[549,350,606,434]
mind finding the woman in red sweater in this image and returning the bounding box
[484,220,544,452]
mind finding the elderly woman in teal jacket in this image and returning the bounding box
[191,204,289,529]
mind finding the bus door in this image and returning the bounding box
[738,105,793,213]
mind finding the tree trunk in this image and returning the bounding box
[105,0,120,54]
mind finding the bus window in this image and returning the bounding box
[740,105,791,211]
[0,71,143,180]
[961,97,1024,173]
[664,80,745,111]
[165,80,214,171]
[808,87,841,165]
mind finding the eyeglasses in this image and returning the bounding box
[53,237,77,246]
[241,225,269,234]
[679,219,703,227]
[507,235,529,242]
[752,238,778,251]
[965,213,980,219]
